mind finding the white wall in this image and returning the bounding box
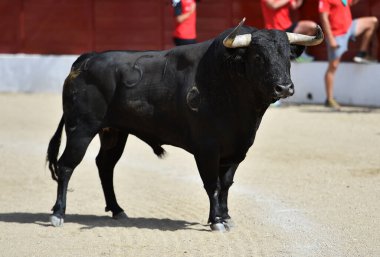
[0,55,379,107]
[288,62,380,107]
[0,54,78,93]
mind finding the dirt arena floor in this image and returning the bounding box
[0,93,379,257]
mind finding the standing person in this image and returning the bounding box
[172,0,197,46]
[261,0,317,62]
[319,0,378,110]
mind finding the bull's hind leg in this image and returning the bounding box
[96,129,128,219]
[219,163,238,229]
[51,129,97,227]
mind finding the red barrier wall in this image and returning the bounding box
[0,0,379,60]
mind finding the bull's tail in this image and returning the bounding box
[46,115,65,182]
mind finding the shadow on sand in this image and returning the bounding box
[296,105,378,114]
[0,212,208,232]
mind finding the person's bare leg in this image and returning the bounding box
[355,17,378,56]
[324,57,341,109]
[293,20,318,60]
[294,20,318,35]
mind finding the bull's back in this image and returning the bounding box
[77,51,190,145]
[63,47,208,149]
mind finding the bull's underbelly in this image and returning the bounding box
[106,98,257,163]
[107,107,189,148]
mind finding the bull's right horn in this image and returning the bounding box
[223,17,252,48]
[287,25,324,46]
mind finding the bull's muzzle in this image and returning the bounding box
[274,83,294,99]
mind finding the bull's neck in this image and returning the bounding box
[222,71,269,118]
[195,43,269,120]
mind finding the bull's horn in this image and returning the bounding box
[223,17,252,48]
[286,25,324,46]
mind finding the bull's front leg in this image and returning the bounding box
[219,163,239,230]
[194,147,226,232]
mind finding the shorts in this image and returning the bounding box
[285,22,298,33]
[327,19,357,61]
[173,38,197,46]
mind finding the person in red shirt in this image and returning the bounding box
[261,0,317,64]
[261,0,317,37]
[319,0,378,109]
[172,0,197,46]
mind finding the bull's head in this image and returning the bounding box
[222,18,323,103]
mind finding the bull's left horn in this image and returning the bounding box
[287,25,324,46]
[223,17,252,48]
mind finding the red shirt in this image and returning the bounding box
[319,0,352,36]
[173,0,196,39]
[260,0,295,30]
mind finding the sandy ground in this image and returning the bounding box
[0,93,379,257]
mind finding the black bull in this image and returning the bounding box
[47,20,323,231]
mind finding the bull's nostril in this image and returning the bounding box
[275,85,283,93]
[274,83,294,97]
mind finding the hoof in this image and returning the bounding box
[223,219,235,230]
[50,215,64,227]
[113,211,128,220]
[210,222,226,232]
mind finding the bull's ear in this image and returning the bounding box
[290,45,305,60]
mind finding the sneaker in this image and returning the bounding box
[271,100,282,107]
[325,98,341,110]
[353,56,377,64]
[295,52,314,63]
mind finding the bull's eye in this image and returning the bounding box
[254,54,263,63]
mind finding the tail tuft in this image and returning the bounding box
[46,116,65,182]
[153,145,166,158]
